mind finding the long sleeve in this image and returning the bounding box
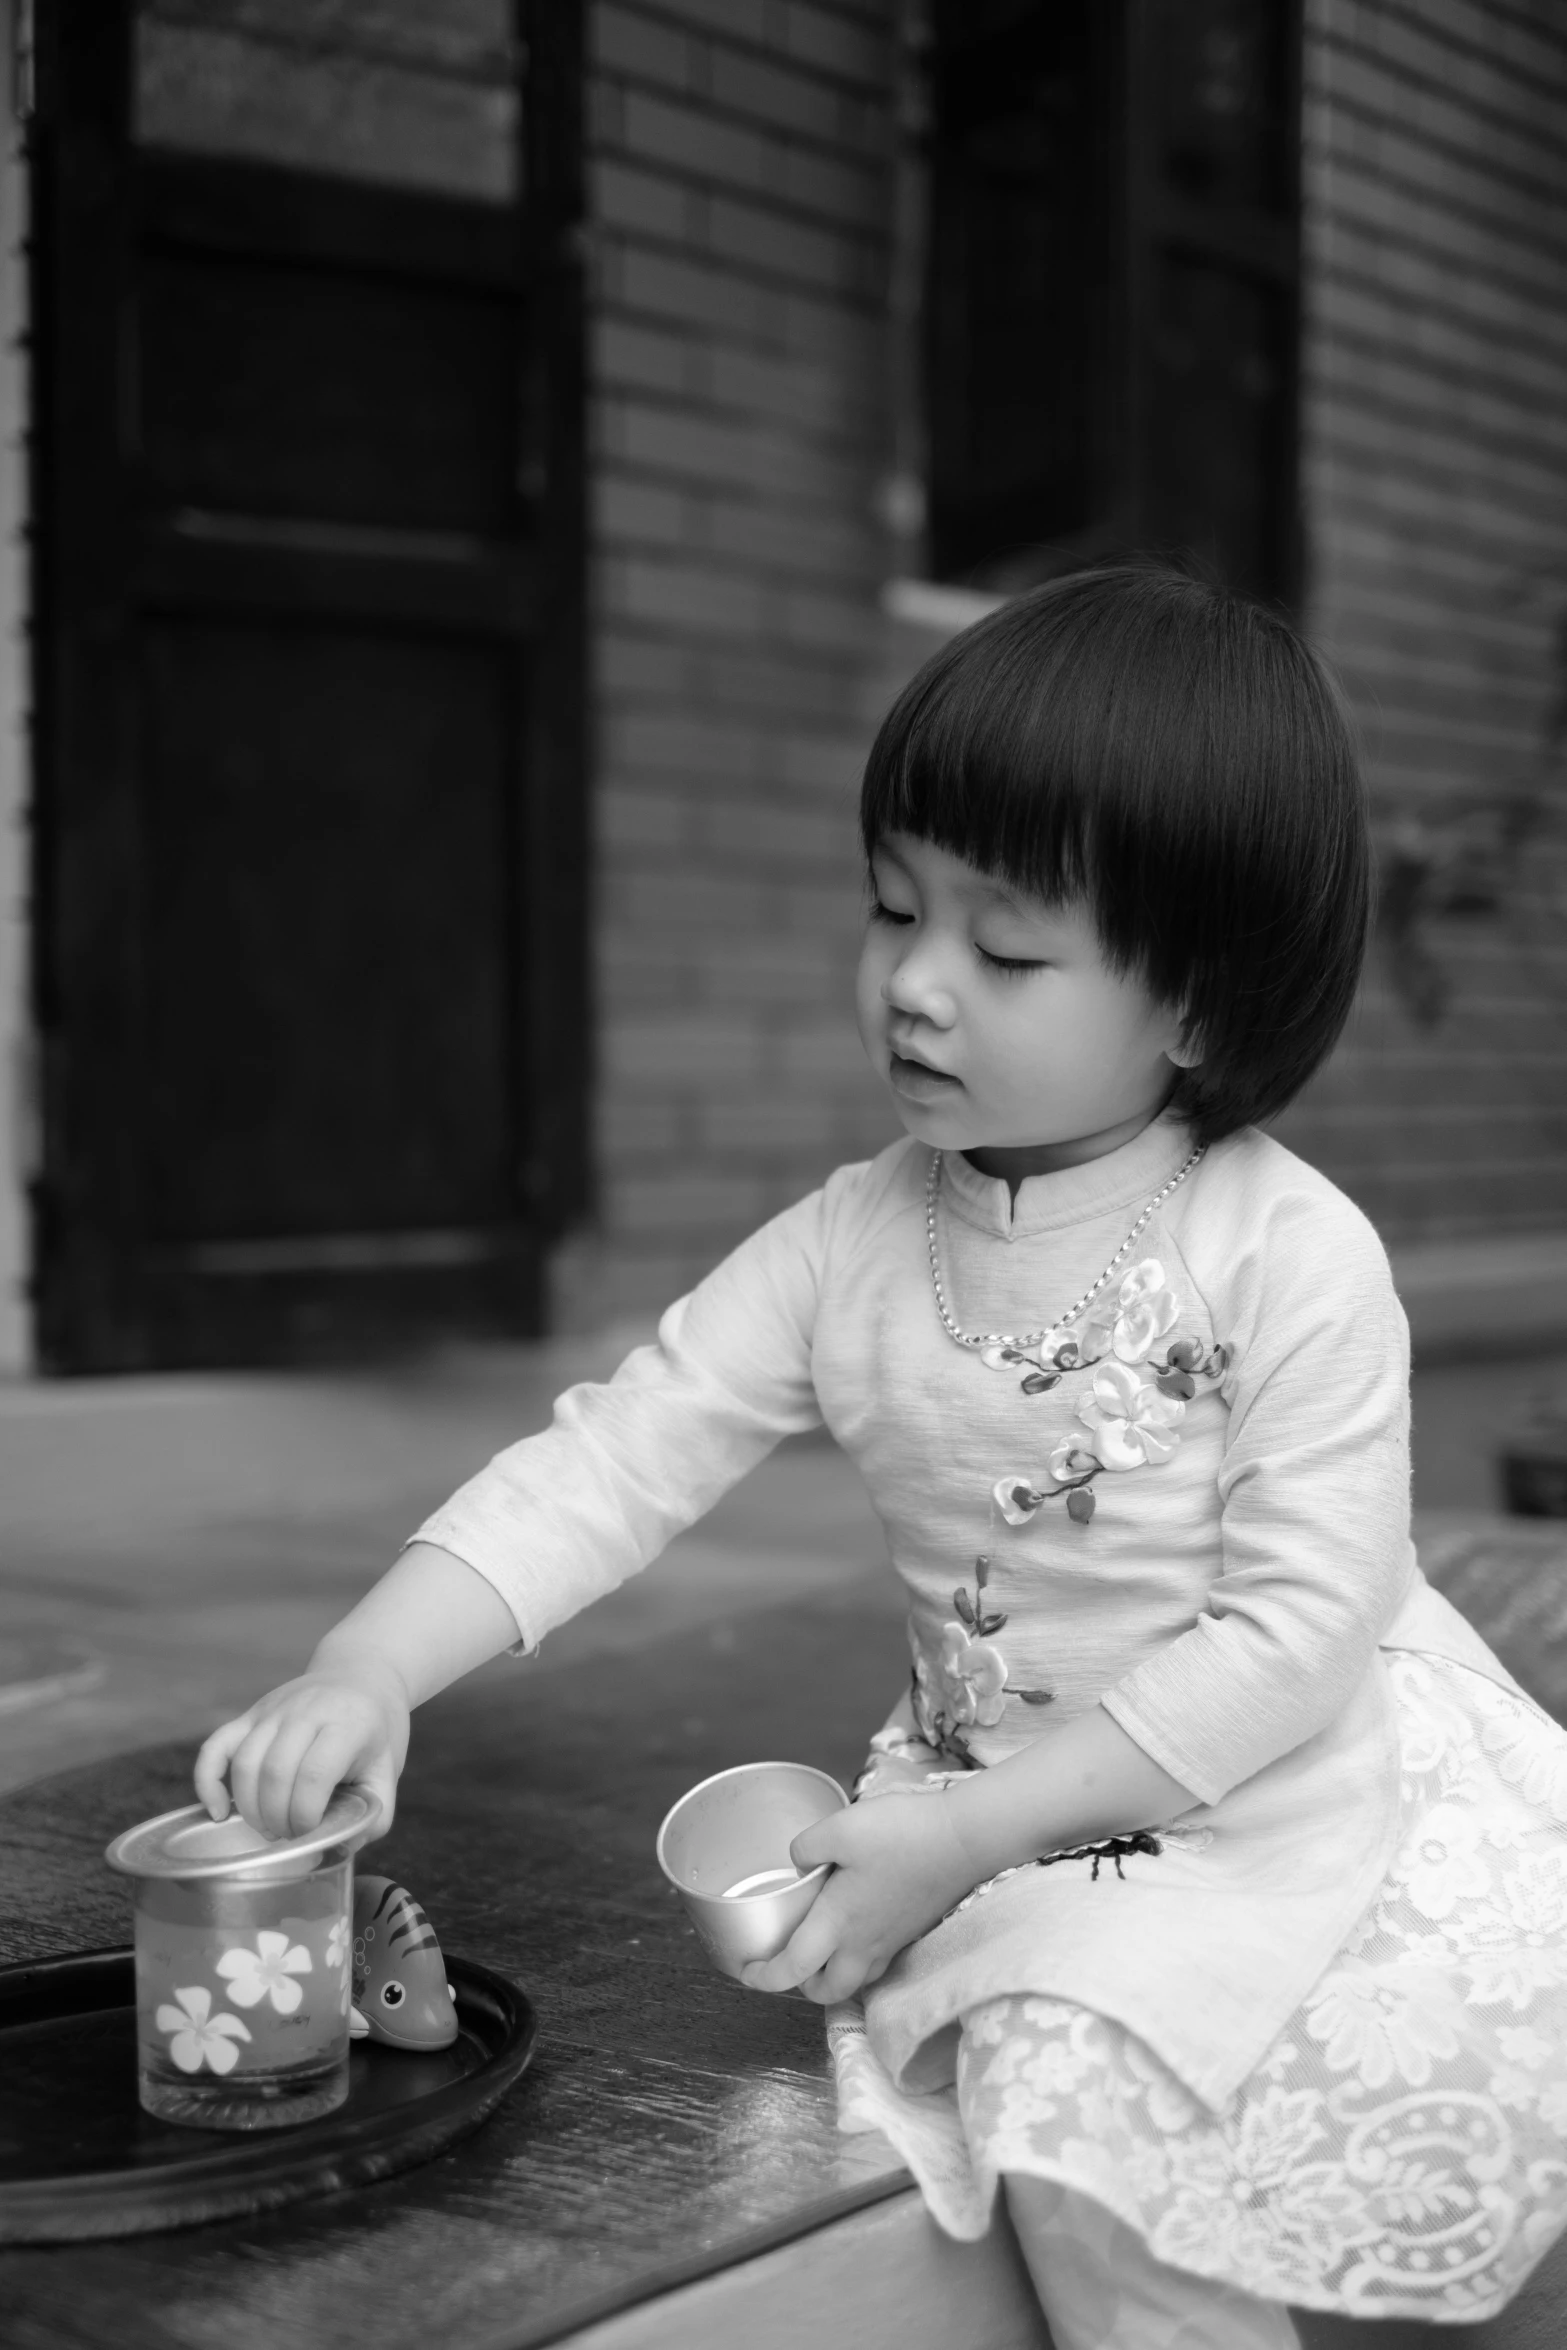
[1099,1156,1415,1807]
[407,1169,863,1649]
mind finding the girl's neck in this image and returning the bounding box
[963,1105,1168,1203]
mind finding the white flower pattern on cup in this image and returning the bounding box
[155,1984,253,2075]
[325,1918,349,1972]
[217,1929,314,2014]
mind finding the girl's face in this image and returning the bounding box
[856,833,1192,1179]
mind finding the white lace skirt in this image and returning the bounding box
[833,1652,1567,2323]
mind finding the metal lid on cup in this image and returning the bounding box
[105,1791,380,1882]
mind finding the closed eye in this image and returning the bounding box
[870,899,915,926]
[977,946,1046,976]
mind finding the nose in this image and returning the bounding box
[880,934,956,1027]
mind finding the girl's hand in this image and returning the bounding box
[194,1662,410,1842]
[191,1544,520,1844]
[740,1792,982,2005]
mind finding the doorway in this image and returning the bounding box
[29,1,587,1368]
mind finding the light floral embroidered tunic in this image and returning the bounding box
[414,1116,1517,2113]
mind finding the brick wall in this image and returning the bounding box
[1278,0,1567,1242]
[563,0,902,1326]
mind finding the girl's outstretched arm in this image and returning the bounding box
[195,1165,855,1846]
[193,1542,521,1842]
[744,1707,1195,2004]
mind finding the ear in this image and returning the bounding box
[1165,1013,1203,1071]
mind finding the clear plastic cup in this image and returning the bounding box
[107,1793,377,2130]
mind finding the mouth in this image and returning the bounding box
[889,1050,960,1101]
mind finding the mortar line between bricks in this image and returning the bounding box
[596,1,893,106]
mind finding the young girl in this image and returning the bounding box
[198,569,1567,2348]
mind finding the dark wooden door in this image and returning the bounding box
[30,3,587,1369]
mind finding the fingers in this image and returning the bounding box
[357,1749,399,1840]
[203,1683,401,1841]
[279,1725,354,1839]
[745,1939,874,2007]
[285,1720,396,1839]
[194,1713,253,1819]
[742,1893,845,1997]
[250,1714,387,1840]
[740,1936,825,1997]
[739,1850,899,2005]
[231,1711,315,1841]
[790,1815,851,1874]
[797,1954,870,2006]
[193,1672,407,1847]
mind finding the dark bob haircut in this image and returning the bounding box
[860,566,1370,1144]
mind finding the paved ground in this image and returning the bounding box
[1,1335,1565,1800]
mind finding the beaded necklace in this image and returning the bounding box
[924,1143,1206,1355]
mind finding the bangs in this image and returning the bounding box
[859,567,1370,1142]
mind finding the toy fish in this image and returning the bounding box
[349,1874,459,2051]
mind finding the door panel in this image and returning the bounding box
[141,622,513,1243]
[139,255,522,531]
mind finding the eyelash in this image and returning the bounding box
[976,948,1045,978]
[871,902,1043,977]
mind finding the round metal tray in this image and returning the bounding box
[0,1947,538,2243]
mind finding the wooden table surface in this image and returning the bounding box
[0,1583,914,2350]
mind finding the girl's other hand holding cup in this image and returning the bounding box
[740,1787,985,2006]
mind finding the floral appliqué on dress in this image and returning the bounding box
[912,1553,1054,1766]
[989,1260,1229,1527]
